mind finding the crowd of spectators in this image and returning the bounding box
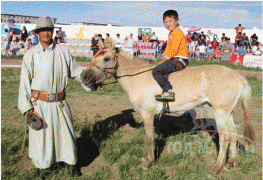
[186,24,262,62]
[2,24,262,59]
[2,26,68,56]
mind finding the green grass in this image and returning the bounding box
[1,63,262,179]
[246,76,262,97]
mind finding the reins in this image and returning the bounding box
[89,48,157,85]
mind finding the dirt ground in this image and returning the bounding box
[67,94,262,178]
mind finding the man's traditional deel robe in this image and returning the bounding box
[18,42,83,169]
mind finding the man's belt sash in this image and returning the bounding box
[31,90,65,103]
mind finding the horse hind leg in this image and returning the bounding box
[210,108,233,177]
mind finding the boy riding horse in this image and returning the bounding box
[153,10,189,101]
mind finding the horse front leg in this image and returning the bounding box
[141,110,155,172]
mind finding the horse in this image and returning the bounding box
[81,39,255,177]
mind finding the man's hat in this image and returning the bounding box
[32,16,54,33]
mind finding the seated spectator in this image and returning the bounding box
[211,38,219,49]
[214,45,221,61]
[238,45,246,55]
[206,45,214,60]
[144,33,151,45]
[252,42,259,53]
[234,24,245,34]
[198,31,206,46]
[12,32,20,43]
[150,32,158,43]
[27,39,33,50]
[220,37,226,48]
[198,43,206,60]
[250,33,258,46]
[235,32,243,49]
[32,31,38,46]
[242,32,250,51]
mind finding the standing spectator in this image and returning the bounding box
[221,33,227,41]
[21,26,28,42]
[18,16,84,176]
[114,33,123,48]
[221,38,235,61]
[211,38,219,49]
[4,29,12,56]
[91,34,99,56]
[198,43,206,60]
[235,32,243,49]
[150,31,158,43]
[198,31,206,46]
[104,33,115,48]
[242,33,250,51]
[138,32,143,41]
[185,32,191,45]
[191,32,199,43]
[250,33,258,46]
[234,24,245,34]
[32,31,39,46]
[58,27,65,43]
[220,34,227,47]
[127,33,135,48]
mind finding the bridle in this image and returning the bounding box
[89,47,154,84]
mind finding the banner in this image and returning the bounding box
[138,28,152,36]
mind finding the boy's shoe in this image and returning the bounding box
[155,92,175,102]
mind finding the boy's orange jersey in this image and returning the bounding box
[164,28,189,60]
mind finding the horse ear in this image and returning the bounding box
[98,38,105,49]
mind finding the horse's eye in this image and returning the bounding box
[104,57,110,61]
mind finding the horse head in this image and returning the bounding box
[81,38,119,91]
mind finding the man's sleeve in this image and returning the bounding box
[18,52,34,114]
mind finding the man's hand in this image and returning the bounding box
[25,109,33,116]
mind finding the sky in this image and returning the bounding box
[1,1,262,29]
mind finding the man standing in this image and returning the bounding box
[4,29,12,56]
[234,24,245,34]
[18,16,84,176]
[91,33,99,56]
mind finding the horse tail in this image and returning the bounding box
[241,78,255,144]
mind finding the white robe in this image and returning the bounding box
[18,42,83,169]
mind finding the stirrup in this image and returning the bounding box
[155,92,175,102]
